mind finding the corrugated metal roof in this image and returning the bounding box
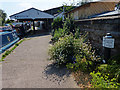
[65,0,119,14]
[90,10,120,18]
[10,8,54,20]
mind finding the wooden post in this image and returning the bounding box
[33,20,35,34]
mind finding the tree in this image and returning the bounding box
[116,1,120,10]
[58,5,76,13]
[5,18,14,24]
[0,9,7,26]
[77,0,93,6]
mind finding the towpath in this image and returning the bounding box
[2,34,79,88]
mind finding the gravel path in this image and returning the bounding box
[2,34,79,88]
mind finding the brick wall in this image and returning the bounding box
[75,16,120,56]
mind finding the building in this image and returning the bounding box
[44,6,63,16]
[65,0,119,20]
[44,6,76,19]
[90,10,120,18]
[54,12,64,19]
[10,8,54,33]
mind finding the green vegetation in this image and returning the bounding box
[0,39,26,61]
[49,16,120,88]
[89,54,120,88]
[66,37,101,73]
[58,4,76,13]
[51,28,66,43]
[5,19,14,24]
[51,17,75,43]
[52,17,63,31]
[0,9,7,26]
[90,71,119,88]
[49,34,74,65]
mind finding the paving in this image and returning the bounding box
[2,34,79,88]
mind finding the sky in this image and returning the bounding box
[0,0,100,18]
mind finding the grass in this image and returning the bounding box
[0,38,26,61]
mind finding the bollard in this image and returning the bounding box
[102,33,115,63]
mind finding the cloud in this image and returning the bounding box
[18,2,32,9]
[0,0,49,2]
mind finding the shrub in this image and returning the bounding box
[108,54,120,65]
[52,17,63,30]
[92,54,120,88]
[74,27,81,39]
[51,28,66,43]
[66,34,101,72]
[51,17,76,43]
[49,34,75,65]
[51,17,63,36]
[90,71,119,88]
[63,17,75,35]
[98,63,120,83]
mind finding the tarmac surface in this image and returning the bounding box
[2,34,79,88]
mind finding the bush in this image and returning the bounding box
[51,17,63,36]
[98,64,119,78]
[91,54,120,88]
[49,32,101,72]
[49,34,75,65]
[63,17,75,35]
[98,61,120,83]
[66,34,101,72]
[74,27,81,39]
[52,17,63,30]
[90,71,119,88]
[51,17,76,43]
[51,28,66,43]
[108,54,120,65]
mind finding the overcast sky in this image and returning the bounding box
[0,0,100,18]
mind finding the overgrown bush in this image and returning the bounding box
[49,15,120,88]
[63,17,75,35]
[97,54,120,83]
[49,34,75,65]
[90,54,120,88]
[66,35,101,72]
[51,17,63,36]
[51,28,65,43]
[74,27,81,39]
[51,17,76,43]
[49,32,101,72]
[98,64,120,82]
[90,71,119,88]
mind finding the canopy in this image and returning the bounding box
[10,8,54,20]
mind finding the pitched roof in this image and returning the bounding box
[65,0,119,14]
[10,7,54,20]
[44,6,63,15]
